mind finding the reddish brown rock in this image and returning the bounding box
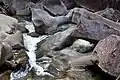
[93,35,120,77]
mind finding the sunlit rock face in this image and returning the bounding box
[71,8,120,41]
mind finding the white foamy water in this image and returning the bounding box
[10,22,51,80]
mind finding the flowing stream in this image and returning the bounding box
[9,22,114,80]
[10,22,50,80]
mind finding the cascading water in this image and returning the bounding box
[10,22,51,80]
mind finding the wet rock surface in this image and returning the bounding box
[1,0,120,80]
[0,13,29,78]
[36,25,76,58]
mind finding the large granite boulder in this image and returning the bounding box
[31,8,73,35]
[36,26,76,58]
[72,8,120,41]
[93,35,120,77]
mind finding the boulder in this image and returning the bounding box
[70,39,94,53]
[96,8,120,22]
[93,35,120,77]
[0,14,18,34]
[3,31,24,50]
[31,8,73,35]
[74,0,113,11]
[61,0,76,9]
[0,42,13,65]
[11,0,31,13]
[43,0,68,16]
[72,8,120,41]
[36,26,76,58]
[14,23,29,33]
